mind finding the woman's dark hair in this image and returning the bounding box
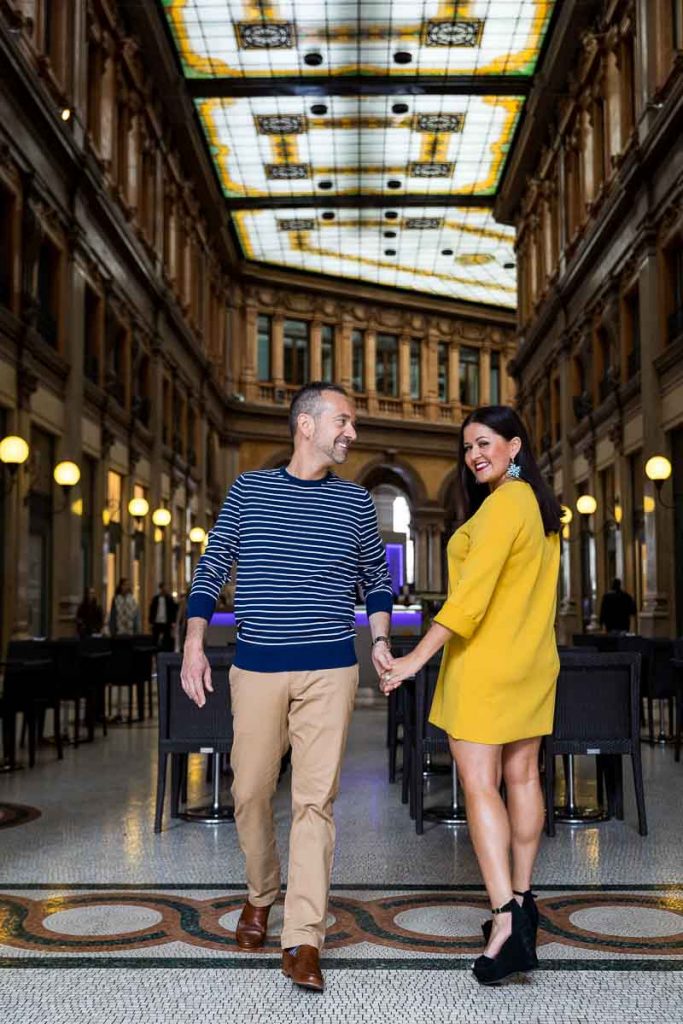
[458,405,562,535]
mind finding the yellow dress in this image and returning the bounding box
[429,480,560,744]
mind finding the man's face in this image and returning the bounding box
[308,391,357,465]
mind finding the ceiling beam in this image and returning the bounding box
[223,194,495,211]
[186,75,532,101]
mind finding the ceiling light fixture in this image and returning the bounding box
[384,249,397,256]
[392,103,409,114]
[304,52,323,66]
[384,211,398,220]
[393,51,412,64]
[310,103,328,115]
[321,211,335,220]
[318,180,333,190]
[387,180,402,189]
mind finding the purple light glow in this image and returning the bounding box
[209,609,422,629]
[385,543,405,595]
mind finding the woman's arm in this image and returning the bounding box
[379,621,453,693]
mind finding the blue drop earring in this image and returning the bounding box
[507,458,522,480]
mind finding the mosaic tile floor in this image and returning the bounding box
[0,707,681,1022]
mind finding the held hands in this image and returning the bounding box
[180,642,213,707]
[378,654,418,695]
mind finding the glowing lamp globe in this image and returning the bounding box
[152,507,171,528]
[576,494,597,516]
[645,456,671,483]
[128,497,150,520]
[0,435,29,466]
[53,461,81,488]
[189,526,206,544]
[560,505,573,525]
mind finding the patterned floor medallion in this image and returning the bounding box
[0,886,680,967]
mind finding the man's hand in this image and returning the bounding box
[181,642,213,707]
[371,638,393,680]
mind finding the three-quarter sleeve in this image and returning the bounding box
[357,491,394,615]
[434,486,523,639]
[186,476,243,621]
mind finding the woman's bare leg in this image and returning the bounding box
[450,738,512,957]
[502,737,544,895]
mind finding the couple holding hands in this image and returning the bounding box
[181,382,561,990]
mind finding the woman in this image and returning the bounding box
[381,405,561,985]
[109,578,140,636]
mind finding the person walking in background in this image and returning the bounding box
[599,578,637,634]
[181,382,393,993]
[381,405,562,986]
[76,587,104,637]
[149,582,177,651]
[109,578,140,636]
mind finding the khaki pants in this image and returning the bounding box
[229,664,359,950]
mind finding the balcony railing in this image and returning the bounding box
[377,397,402,415]
[439,404,455,422]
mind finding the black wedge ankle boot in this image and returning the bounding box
[473,899,537,986]
[482,889,538,945]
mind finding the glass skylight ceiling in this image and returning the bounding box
[161,1,557,305]
[234,206,517,306]
[197,94,524,198]
[164,1,554,78]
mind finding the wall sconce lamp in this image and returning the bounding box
[0,435,30,494]
[189,526,207,545]
[127,497,150,559]
[53,460,81,512]
[152,506,171,545]
[645,455,673,508]
[576,494,597,516]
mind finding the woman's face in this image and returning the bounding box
[462,422,521,491]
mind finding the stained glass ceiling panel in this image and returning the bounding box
[234,206,517,306]
[163,1,555,79]
[196,93,523,198]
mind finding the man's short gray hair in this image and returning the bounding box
[288,382,348,438]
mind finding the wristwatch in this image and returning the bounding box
[371,635,392,650]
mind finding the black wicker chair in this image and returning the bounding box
[543,651,647,836]
[405,653,452,834]
[2,640,61,768]
[386,636,419,783]
[154,648,234,832]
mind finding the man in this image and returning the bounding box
[149,582,177,651]
[181,382,393,992]
[599,578,637,634]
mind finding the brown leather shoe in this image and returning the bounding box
[235,900,273,950]
[282,944,324,992]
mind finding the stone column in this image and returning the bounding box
[272,313,284,390]
[6,381,34,640]
[413,525,429,592]
[503,344,518,404]
[310,319,322,381]
[427,522,445,593]
[147,337,164,601]
[480,344,491,405]
[557,344,580,641]
[243,302,258,400]
[449,343,461,420]
[339,318,352,390]
[399,333,411,416]
[364,327,378,414]
[638,241,672,634]
[53,243,85,636]
[425,329,439,421]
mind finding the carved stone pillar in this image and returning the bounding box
[364,327,378,414]
[243,302,258,400]
[53,245,85,636]
[449,343,461,419]
[638,242,672,634]
[6,373,35,639]
[503,344,518,404]
[557,345,580,641]
[310,319,322,381]
[425,329,439,421]
[399,334,411,415]
[480,344,491,405]
[339,318,353,390]
[272,313,284,390]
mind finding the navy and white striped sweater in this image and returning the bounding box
[186,467,394,671]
